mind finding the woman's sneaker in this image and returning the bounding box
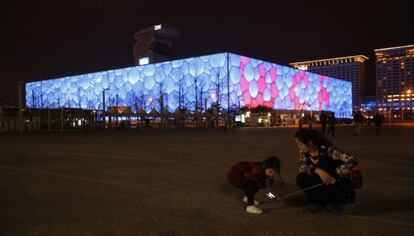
[243,196,260,205]
[246,205,263,214]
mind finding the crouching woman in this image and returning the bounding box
[227,156,283,214]
[294,129,361,214]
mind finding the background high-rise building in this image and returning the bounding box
[375,44,414,120]
[133,24,179,65]
[290,55,368,110]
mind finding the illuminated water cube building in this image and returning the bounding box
[25,53,352,122]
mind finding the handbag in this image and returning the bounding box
[349,166,363,189]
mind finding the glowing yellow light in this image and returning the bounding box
[297,65,308,70]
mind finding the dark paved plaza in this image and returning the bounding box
[1,125,413,235]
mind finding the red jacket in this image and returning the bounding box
[227,161,267,189]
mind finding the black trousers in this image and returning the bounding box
[296,173,354,206]
[321,123,326,134]
[327,125,335,137]
[241,180,260,206]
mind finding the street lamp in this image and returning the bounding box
[102,88,110,113]
[102,89,110,128]
[211,92,216,101]
[402,89,412,121]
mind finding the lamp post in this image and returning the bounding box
[401,93,404,122]
[102,88,109,128]
[102,88,109,112]
[403,89,412,121]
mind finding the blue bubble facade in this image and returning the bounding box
[26,52,352,118]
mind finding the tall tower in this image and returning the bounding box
[290,55,368,110]
[375,44,414,120]
[133,24,179,65]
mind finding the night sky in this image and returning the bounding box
[1,0,413,105]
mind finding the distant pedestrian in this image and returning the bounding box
[227,156,284,214]
[319,111,327,134]
[373,112,383,135]
[353,111,363,135]
[327,112,336,137]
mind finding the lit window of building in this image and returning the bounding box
[375,44,414,120]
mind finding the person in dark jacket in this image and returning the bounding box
[227,156,283,214]
[294,129,359,214]
[327,112,336,137]
[373,112,383,135]
[319,111,327,134]
[353,111,363,135]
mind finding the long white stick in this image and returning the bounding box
[279,183,324,200]
[266,183,325,200]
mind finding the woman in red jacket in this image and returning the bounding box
[227,156,283,214]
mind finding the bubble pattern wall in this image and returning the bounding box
[26,52,352,118]
[228,54,352,118]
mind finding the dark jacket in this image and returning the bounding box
[353,113,363,123]
[320,113,327,124]
[328,115,336,126]
[374,114,383,126]
[227,162,267,188]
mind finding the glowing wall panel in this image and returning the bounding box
[228,53,352,118]
[26,52,352,118]
[26,53,229,113]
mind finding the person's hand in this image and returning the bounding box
[315,168,336,185]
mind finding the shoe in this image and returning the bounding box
[303,203,323,214]
[246,205,263,214]
[325,204,345,215]
[243,196,260,205]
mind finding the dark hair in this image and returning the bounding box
[262,156,281,171]
[262,156,284,188]
[294,128,332,148]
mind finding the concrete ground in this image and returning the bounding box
[0,125,413,235]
